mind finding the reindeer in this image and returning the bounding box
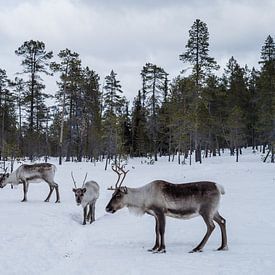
[72,172,100,225]
[0,163,60,203]
[105,165,228,253]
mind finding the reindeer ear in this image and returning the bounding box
[121,187,128,194]
[83,188,87,193]
[72,188,76,192]
[6,173,10,178]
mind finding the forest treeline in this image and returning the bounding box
[0,19,274,164]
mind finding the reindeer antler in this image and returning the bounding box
[118,165,129,187]
[71,172,77,188]
[112,165,122,189]
[108,164,129,190]
[82,173,88,188]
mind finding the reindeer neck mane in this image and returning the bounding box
[125,186,148,215]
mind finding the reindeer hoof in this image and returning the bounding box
[154,248,166,254]
[55,200,60,203]
[44,199,49,202]
[148,247,158,252]
[217,245,228,251]
[189,248,203,253]
[21,199,27,202]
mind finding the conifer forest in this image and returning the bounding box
[0,19,274,165]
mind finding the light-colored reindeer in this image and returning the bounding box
[0,163,60,202]
[106,165,228,253]
[72,172,99,225]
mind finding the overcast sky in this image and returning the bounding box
[0,0,274,102]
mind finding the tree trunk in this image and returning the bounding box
[66,96,73,162]
[59,91,66,165]
[271,144,274,163]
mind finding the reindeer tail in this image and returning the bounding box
[216,183,225,195]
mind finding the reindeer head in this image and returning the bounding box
[105,165,129,214]
[71,172,87,206]
[0,168,10,188]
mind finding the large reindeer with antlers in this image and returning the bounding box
[106,165,228,253]
[72,173,100,225]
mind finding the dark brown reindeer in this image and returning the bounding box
[106,165,228,253]
[0,163,60,202]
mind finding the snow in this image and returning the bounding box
[0,149,274,275]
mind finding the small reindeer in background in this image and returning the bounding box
[0,163,60,202]
[72,172,100,225]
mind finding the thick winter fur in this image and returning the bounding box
[0,163,60,202]
[73,180,100,225]
[106,180,228,253]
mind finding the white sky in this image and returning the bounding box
[0,0,274,103]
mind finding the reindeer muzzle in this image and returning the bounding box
[105,206,116,214]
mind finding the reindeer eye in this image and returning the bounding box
[116,193,121,198]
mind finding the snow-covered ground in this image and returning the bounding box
[0,149,274,275]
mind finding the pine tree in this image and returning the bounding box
[141,63,168,161]
[257,35,275,162]
[11,77,25,155]
[80,67,102,161]
[131,90,148,157]
[222,57,249,160]
[246,67,260,149]
[168,76,196,164]
[0,69,17,159]
[179,19,219,163]
[260,35,275,63]
[51,49,81,163]
[202,75,225,156]
[102,70,126,167]
[15,40,53,160]
[179,19,219,86]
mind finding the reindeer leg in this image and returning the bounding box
[91,202,96,223]
[45,184,54,202]
[47,181,60,203]
[214,212,228,251]
[87,204,92,223]
[21,180,29,202]
[54,184,60,203]
[190,213,215,253]
[148,214,160,252]
[86,204,90,223]
[155,210,166,253]
[83,205,88,225]
[87,203,95,224]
